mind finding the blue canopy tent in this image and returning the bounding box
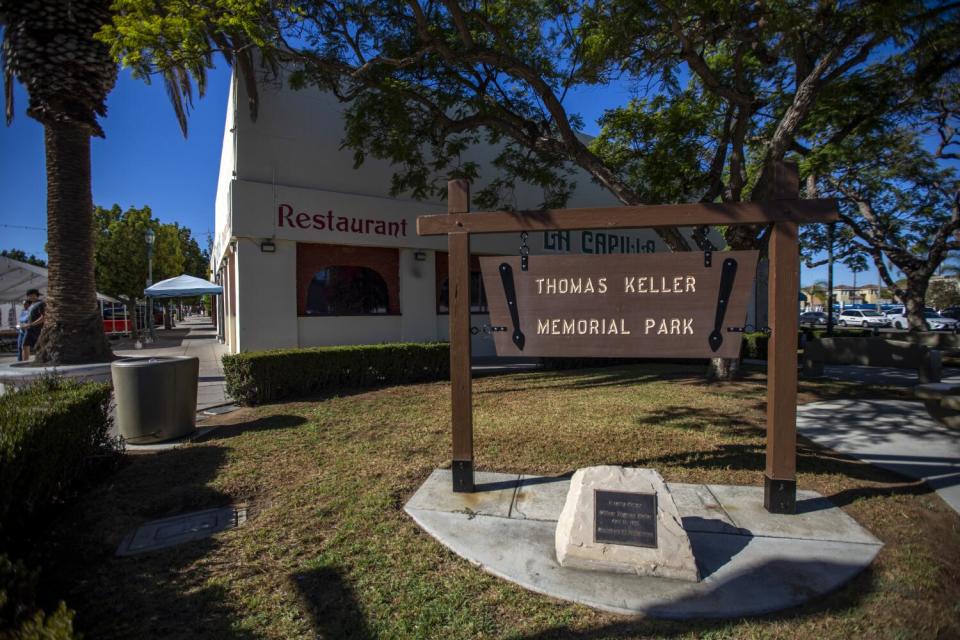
[144,275,223,298]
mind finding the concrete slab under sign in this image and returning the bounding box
[405,470,882,618]
[116,506,246,556]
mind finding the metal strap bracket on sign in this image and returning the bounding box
[725,324,770,334]
[708,257,738,352]
[693,225,715,268]
[520,231,530,271]
[498,262,525,350]
[471,325,508,335]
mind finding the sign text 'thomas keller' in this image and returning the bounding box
[479,252,759,359]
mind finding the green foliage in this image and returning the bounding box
[739,329,873,360]
[0,250,45,268]
[927,279,960,310]
[223,342,451,405]
[93,205,208,327]
[0,554,78,640]
[98,0,283,135]
[590,92,718,204]
[739,332,771,361]
[100,1,959,256]
[0,379,115,547]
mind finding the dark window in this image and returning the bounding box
[305,266,389,315]
[438,272,488,314]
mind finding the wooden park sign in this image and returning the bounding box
[479,252,758,359]
[417,162,838,514]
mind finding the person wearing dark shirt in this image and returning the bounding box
[15,300,30,361]
[20,288,45,361]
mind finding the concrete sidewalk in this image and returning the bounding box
[113,316,230,411]
[797,399,960,514]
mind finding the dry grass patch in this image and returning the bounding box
[32,364,960,639]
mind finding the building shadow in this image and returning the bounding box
[36,444,261,639]
[193,414,308,442]
[291,566,372,639]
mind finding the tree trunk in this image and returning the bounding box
[904,289,929,332]
[123,299,140,341]
[707,356,741,381]
[34,121,113,364]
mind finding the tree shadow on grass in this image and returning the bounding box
[475,365,704,395]
[291,566,372,639]
[632,404,765,437]
[38,444,260,639]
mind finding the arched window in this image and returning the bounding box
[305,266,389,315]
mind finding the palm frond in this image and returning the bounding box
[2,39,13,125]
[162,67,189,136]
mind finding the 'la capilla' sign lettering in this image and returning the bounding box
[479,251,759,359]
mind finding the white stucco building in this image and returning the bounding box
[211,71,728,355]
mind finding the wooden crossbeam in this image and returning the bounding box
[418,199,838,236]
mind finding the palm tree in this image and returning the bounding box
[802,280,828,310]
[2,0,116,363]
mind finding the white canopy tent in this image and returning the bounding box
[0,256,121,331]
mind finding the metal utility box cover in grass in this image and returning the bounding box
[417,161,839,514]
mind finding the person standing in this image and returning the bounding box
[20,289,45,361]
[15,300,30,361]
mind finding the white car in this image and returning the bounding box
[837,309,891,328]
[886,308,960,331]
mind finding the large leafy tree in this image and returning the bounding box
[800,80,959,330]
[101,3,956,243]
[93,204,189,339]
[2,0,117,363]
[0,249,46,268]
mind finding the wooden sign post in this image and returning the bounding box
[419,162,837,513]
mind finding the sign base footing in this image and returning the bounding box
[763,475,797,514]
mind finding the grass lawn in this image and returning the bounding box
[36,364,960,639]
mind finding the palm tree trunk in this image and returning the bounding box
[34,120,112,364]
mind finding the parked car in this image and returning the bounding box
[886,309,960,331]
[837,309,891,328]
[799,311,830,327]
[939,306,960,320]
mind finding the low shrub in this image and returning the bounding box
[0,553,77,639]
[0,378,116,640]
[740,328,875,360]
[0,378,115,547]
[223,342,451,405]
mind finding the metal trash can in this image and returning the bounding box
[111,356,199,444]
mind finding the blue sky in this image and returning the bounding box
[1,64,872,286]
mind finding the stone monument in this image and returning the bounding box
[555,466,700,582]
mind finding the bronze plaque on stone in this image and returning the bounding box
[479,251,758,359]
[594,489,658,548]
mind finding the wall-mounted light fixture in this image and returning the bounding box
[260,239,276,253]
[414,250,427,261]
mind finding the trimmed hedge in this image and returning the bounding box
[0,553,77,639]
[223,342,451,405]
[0,378,114,546]
[740,328,875,360]
[0,378,116,640]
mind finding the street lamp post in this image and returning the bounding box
[145,228,157,342]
